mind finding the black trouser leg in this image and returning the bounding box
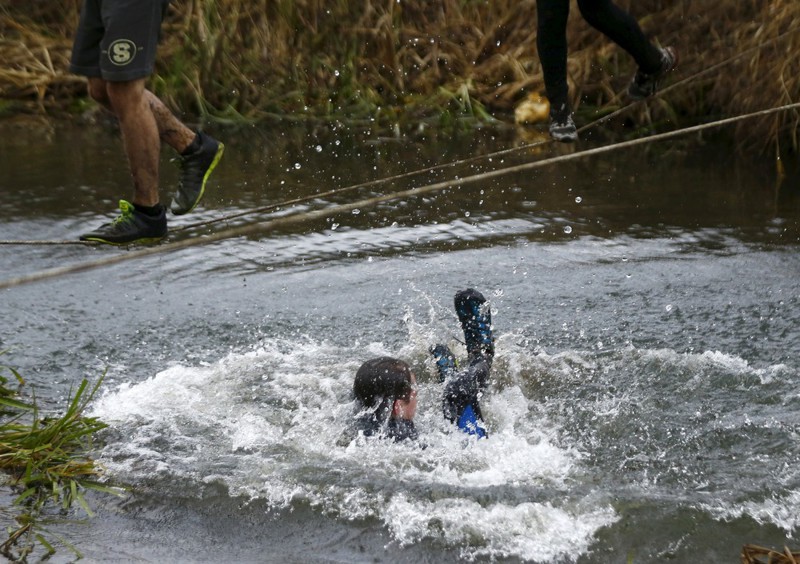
[536,0,571,114]
[576,0,663,73]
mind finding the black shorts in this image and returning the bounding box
[69,0,171,82]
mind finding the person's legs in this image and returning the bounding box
[79,77,167,244]
[455,288,494,366]
[90,74,221,215]
[576,0,677,99]
[74,0,169,243]
[536,0,571,112]
[95,0,220,214]
[441,358,490,438]
[106,78,161,207]
[576,0,663,71]
[88,76,193,151]
[431,289,494,438]
[75,0,223,243]
[536,0,578,142]
[147,91,196,153]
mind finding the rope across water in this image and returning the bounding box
[2,100,799,290]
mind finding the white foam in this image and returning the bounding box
[384,494,617,561]
[90,336,613,562]
[701,490,800,535]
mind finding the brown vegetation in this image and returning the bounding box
[1,0,799,151]
[741,544,800,564]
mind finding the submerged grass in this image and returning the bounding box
[1,0,799,152]
[0,351,122,561]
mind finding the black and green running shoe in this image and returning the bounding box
[171,131,225,215]
[79,200,167,245]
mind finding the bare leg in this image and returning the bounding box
[88,78,195,154]
[88,78,199,207]
[103,79,160,207]
[145,90,196,153]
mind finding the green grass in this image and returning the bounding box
[0,351,124,561]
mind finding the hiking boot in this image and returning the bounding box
[628,46,678,100]
[171,131,225,215]
[454,288,494,362]
[548,103,578,143]
[80,200,167,245]
[430,344,458,383]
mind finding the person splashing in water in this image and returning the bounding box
[345,288,494,443]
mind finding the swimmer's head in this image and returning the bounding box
[353,356,417,422]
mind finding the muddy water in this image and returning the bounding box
[1,120,799,563]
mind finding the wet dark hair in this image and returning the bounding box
[353,357,414,423]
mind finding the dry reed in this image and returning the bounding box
[1,0,798,152]
[741,544,800,564]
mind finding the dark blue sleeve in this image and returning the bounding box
[442,358,490,439]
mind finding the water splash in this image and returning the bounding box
[91,333,616,562]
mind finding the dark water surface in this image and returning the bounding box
[1,120,799,563]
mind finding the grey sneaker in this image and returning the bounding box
[548,103,578,143]
[628,46,678,100]
[80,200,167,245]
[171,131,225,215]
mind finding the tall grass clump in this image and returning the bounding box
[0,352,122,561]
[1,0,799,152]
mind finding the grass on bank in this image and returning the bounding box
[0,352,123,561]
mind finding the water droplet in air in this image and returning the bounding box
[563,225,573,234]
